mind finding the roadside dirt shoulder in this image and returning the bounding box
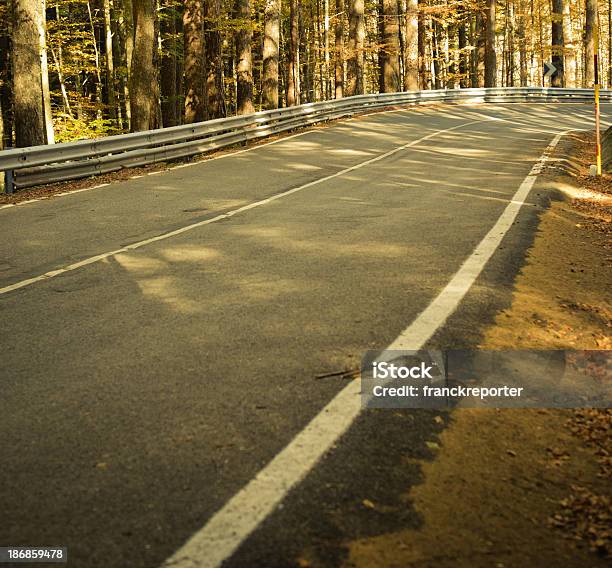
[344,132,611,567]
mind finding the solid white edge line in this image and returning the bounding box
[0,118,485,297]
[160,130,569,568]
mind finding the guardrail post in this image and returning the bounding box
[4,169,14,194]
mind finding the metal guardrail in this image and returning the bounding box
[1,87,610,192]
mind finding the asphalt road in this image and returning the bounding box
[0,103,607,567]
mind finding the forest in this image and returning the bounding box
[0,0,610,148]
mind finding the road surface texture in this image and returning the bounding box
[0,103,609,567]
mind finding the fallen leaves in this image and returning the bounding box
[550,485,611,556]
[568,409,612,476]
[362,499,376,510]
[549,409,612,557]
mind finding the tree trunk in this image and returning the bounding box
[235,0,254,113]
[528,0,538,84]
[346,0,364,95]
[86,0,103,118]
[432,20,441,88]
[49,42,73,118]
[130,0,160,131]
[609,0,611,87]
[378,0,385,92]
[551,0,564,86]
[12,0,45,147]
[205,0,225,118]
[562,0,576,86]
[323,0,330,98]
[303,4,313,101]
[262,0,280,108]
[418,0,427,88]
[160,1,178,126]
[447,23,456,88]
[380,0,400,92]
[506,0,514,86]
[39,0,54,143]
[104,0,117,121]
[183,0,205,122]
[0,19,14,146]
[476,10,485,86]
[537,0,544,86]
[334,0,344,97]
[404,0,418,89]
[0,93,4,191]
[584,0,597,86]
[458,12,468,87]
[287,0,300,104]
[121,0,134,129]
[469,13,477,86]
[484,0,496,87]
[517,0,528,85]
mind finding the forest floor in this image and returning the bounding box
[343,131,611,567]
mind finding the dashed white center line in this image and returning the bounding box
[0,118,486,297]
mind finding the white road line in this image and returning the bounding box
[160,130,568,568]
[0,118,486,297]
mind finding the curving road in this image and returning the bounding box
[0,103,608,567]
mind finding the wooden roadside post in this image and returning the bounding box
[595,24,602,176]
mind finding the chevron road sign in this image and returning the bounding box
[543,62,557,79]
